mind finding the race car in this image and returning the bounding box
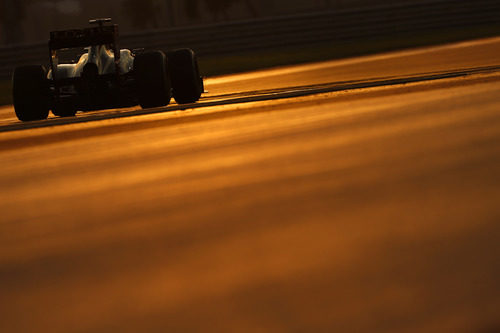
[12,18,204,122]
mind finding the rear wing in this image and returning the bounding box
[49,19,122,87]
[49,25,119,50]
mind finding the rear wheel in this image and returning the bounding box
[134,51,171,109]
[12,66,50,122]
[168,48,203,104]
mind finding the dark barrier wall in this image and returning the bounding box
[1,0,423,44]
[0,0,499,78]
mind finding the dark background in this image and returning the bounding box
[1,0,419,45]
[0,0,499,105]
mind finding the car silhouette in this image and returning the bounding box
[12,18,204,122]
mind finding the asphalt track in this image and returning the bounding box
[1,37,500,332]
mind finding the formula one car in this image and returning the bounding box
[12,18,204,122]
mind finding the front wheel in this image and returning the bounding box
[134,51,171,109]
[168,49,203,104]
[12,66,50,122]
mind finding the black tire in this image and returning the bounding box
[168,48,203,104]
[12,66,50,122]
[52,99,77,118]
[134,51,171,109]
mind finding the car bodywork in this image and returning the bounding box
[12,18,203,122]
[48,20,140,110]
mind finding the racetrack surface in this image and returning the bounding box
[1,37,500,332]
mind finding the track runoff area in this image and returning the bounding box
[1,37,500,332]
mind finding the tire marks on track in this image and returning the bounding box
[1,65,499,133]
